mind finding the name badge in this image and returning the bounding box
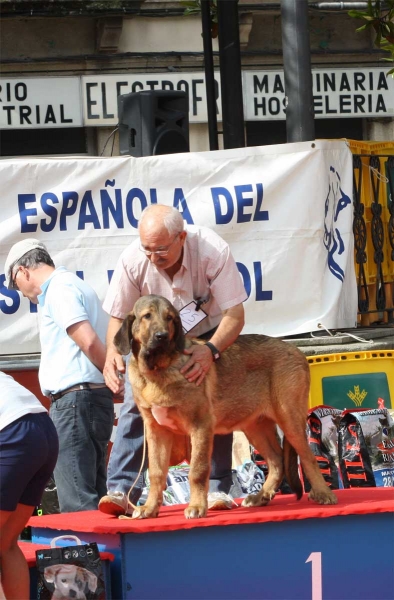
[179,301,208,333]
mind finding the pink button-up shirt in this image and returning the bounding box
[103,225,247,337]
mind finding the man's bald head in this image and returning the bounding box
[139,205,184,237]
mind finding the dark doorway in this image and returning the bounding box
[246,118,364,147]
[0,127,87,157]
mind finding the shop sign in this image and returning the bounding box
[0,78,83,129]
[81,73,222,126]
[1,68,393,129]
[243,67,394,120]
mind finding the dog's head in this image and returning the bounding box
[44,564,97,599]
[114,295,185,370]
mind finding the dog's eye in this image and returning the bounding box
[143,313,151,320]
[166,315,173,322]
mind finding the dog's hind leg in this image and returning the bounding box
[185,419,214,519]
[277,411,338,505]
[270,364,337,506]
[242,418,284,507]
[132,417,173,519]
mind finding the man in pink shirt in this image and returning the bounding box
[99,204,247,515]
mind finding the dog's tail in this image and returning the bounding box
[283,437,303,500]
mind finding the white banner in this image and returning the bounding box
[0,140,357,355]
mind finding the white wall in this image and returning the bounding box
[119,16,219,53]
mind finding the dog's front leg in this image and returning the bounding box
[132,414,172,519]
[185,418,214,519]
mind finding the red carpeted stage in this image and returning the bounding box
[28,488,394,600]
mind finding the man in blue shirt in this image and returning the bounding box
[4,239,114,512]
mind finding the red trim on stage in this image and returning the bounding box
[28,488,394,535]
[18,541,115,567]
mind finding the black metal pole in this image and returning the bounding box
[201,0,219,151]
[281,0,315,142]
[216,0,245,149]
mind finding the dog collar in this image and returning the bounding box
[205,342,221,362]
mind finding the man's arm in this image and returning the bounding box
[180,302,245,386]
[103,316,125,394]
[207,303,245,352]
[67,320,107,373]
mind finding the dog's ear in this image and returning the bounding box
[43,566,56,583]
[78,568,98,592]
[44,565,64,583]
[174,314,185,352]
[114,313,135,355]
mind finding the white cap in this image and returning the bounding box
[4,238,47,289]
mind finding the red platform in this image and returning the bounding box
[28,488,394,600]
[28,487,394,534]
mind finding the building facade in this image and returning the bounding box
[1,0,393,157]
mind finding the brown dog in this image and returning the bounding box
[114,294,337,519]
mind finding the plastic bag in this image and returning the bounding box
[36,535,106,599]
[338,408,394,488]
[235,460,265,496]
[303,405,343,491]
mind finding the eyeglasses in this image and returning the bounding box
[139,233,180,257]
[11,267,21,290]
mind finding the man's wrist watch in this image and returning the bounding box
[205,342,221,362]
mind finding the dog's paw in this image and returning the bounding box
[241,493,272,508]
[309,489,338,505]
[131,505,160,519]
[184,504,207,519]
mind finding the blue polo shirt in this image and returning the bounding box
[37,267,108,397]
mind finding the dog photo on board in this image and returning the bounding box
[112,294,337,519]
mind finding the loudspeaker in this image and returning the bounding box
[118,90,190,157]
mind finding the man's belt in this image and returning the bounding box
[49,382,107,402]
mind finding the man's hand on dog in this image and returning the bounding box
[103,350,126,396]
[181,344,213,386]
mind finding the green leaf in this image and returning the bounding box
[348,10,367,18]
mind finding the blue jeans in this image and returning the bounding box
[107,358,233,502]
[49,387,114,512]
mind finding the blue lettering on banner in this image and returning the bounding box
[0,275,20,314]
[19,194,38,233]
[211,187,234,224]
[60,192,79,230]
[235,185,254,223]
[17,182,267,232]
[126,188,148,228]
[101,188,124,229]
[211,183,268,224]
[0,274,37,314]
[173,190,193,224]
[41,192,59,232]
[236,261,273,301]
[78,191,101,229]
